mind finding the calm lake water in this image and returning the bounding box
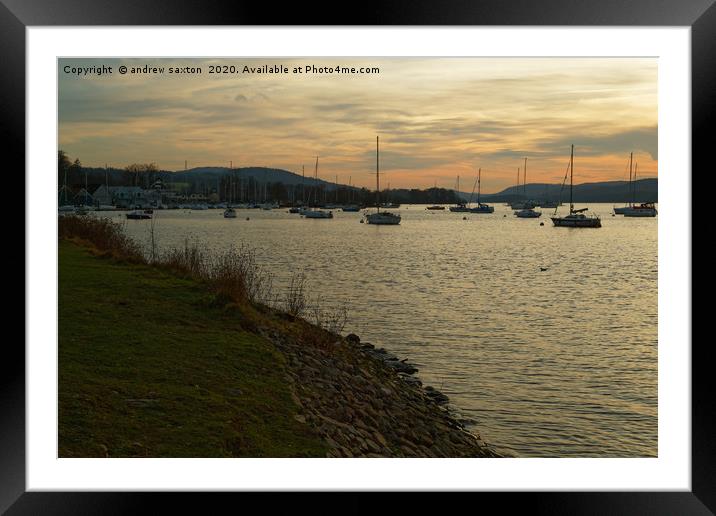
[99,203,657,458]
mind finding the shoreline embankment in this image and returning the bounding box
[256,323,499,457]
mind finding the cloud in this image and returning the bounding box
[544,127,658,161]
[58,57,658,189]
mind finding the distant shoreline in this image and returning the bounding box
[60,160,658,206]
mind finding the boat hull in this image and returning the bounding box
[551,216,601,227]
[623,209,657,217]
[365,212,401,225]
[515,209,541,218]
[510,201,537,210]
[303,210,333,219]
[622,203,657,217]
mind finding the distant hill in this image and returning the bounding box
[475,178,658,204]
[74,165,657,203]
[73,166,339,190]
[167,166,336,189]
[384,178,657,204]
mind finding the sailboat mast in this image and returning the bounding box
[477,168,481,204]
[633,162,638,204]
[569,144,574,213]
[314,156,319,206]
[523,158,527,198]
[628,152,633,207]
[376,136,380,212]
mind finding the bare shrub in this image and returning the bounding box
[159,238,206,277]
[204,245,273,305]
[58,215,143,261]
[322,302,349,335]
[283,272,307,318]
[308,295,349,336]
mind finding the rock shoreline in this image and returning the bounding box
[260,327,501,458]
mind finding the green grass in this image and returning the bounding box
[58,240,326,457]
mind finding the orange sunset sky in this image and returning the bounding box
[58,57,657,193]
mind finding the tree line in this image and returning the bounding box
[58,150,462,205]
[59,151,161,190]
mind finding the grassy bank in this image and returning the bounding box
[58,239,326,457]
[58,215,498,458]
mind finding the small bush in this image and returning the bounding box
[284,272,308,318]
[159,238,206,277]
[205,246,274,306]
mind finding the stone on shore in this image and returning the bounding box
[261,327,498,458]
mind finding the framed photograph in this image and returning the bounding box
[9,0,710,513]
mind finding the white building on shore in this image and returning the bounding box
[91,186,162,208]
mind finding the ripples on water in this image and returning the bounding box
[106,204,657,457]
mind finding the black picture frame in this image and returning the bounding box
[7,1,709,513]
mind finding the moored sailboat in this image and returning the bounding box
[342,176,361,211]
[224,167,238,218]
[126,209,152,220]
[365,136,401,225]
[623,202,657,217]
[614,152,634,215]
[427,181,445,210]
[448,175,469,212]
[622,163,657,217]
[302,156,334,219]
[470,168,494,213]
[515,208,541,218]
[513,160,541,217]
[303,210,333,218]
[551,145,601,228]
[539,183,560,208]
